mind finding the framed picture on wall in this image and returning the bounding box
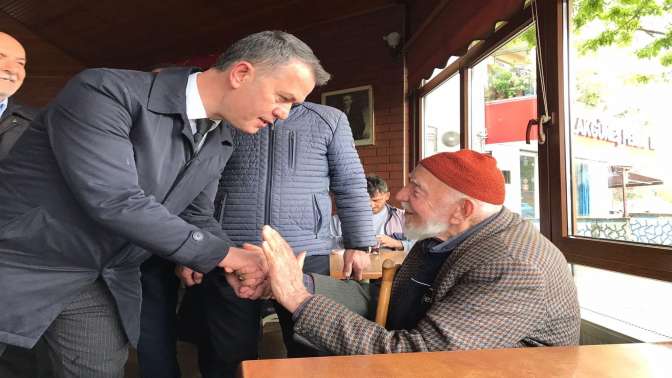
[321,85,374,146]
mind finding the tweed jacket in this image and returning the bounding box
[294,208,580,354]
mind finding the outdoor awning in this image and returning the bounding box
[405,0,526,88]
[608,170,664,188]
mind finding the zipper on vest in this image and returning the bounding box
[288,130,295,169]
[264,122,276,224]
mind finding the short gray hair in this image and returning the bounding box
[214,30,331,86]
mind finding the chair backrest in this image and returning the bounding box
[374,258,400,327]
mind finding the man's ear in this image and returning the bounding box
[228,61,254,89]
[461,198,475,220]
[448,198,474,224]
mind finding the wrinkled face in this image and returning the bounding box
[396,166,452,240]
[369,190,389,215]
[0,33,26,101]
[220,60,315,134]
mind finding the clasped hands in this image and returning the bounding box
[175,242,272,299]
[176,226,371,311]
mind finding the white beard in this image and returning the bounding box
[404,218,449,241]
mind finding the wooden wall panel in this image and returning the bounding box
[1,11,85,107]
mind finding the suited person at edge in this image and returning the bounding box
[0,32,38,160]
[0,31,55,378]
[255,150,581,354]
[0,30,329,377]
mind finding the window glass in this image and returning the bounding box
[470,25,539,226]
[421,73,460,158]
[567,0,672,246]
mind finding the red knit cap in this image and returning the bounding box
[419,150,505,205]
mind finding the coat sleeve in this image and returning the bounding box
[46,70,229,273]
[327,112,376,249]
[293,257,546,354]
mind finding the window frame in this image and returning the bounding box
[413,0,672,282]
[542,0,672,282]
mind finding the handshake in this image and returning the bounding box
[176,226,372,312]
[176,226,312,311]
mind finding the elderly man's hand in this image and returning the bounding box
[343,249,371,280]
[260,225,311,313]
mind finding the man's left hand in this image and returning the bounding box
[343,249,371,280]
[376,234,403,250]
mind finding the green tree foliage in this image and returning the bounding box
[573,0,672,66]
[485,27,537,101]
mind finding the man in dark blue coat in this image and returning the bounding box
[0,30,329,377]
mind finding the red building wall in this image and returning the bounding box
[484,96,537,144]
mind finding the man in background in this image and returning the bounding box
[0,32,36,160]
[332,174,414,251]
[0,31,53,378]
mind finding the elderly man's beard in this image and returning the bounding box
[401,202,449,241]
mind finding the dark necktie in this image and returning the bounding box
[193,118,213,146]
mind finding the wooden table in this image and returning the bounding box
[238,342,672,378]
[329,249,407,279]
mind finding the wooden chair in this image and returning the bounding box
[374,258,400,327]
[328,251,404,327]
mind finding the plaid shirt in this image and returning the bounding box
[294,208,581,354]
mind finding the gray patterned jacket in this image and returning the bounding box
[294,208,581,354]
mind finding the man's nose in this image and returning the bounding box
[273,104,291,120]
[395,186,409,202]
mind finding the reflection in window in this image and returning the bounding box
[568,0,672,246]
[470,25,539,227]
[520,154,537,219]
[421,74,460,158]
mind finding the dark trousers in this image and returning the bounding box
[194,272,261,378]
[0,340,53,378]
[195,255,329,377]
[137,255,181,378]
[0,281,128,378]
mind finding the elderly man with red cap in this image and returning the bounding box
[251,149,580,354]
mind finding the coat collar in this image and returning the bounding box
[1,98,37,122]
[146,67,201,116]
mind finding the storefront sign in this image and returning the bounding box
[573,117,655,150]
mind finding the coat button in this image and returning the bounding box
[192,231,204,241]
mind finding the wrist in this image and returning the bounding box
[284,290,313,313]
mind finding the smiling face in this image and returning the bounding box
[0,33,26,101]
[205,59,315,134]
[396,165,465,241]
